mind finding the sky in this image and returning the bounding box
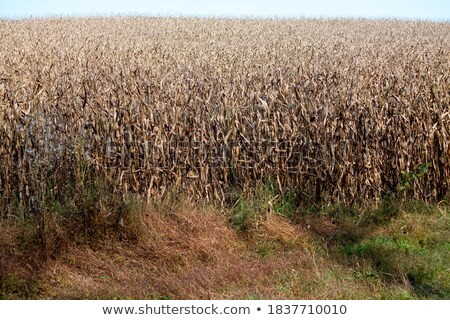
[0,0,449,21]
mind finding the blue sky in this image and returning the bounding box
[0,0,449,21]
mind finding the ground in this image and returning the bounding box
[1,197,448,299]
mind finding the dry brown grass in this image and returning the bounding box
[38,202,311,299]
[0,220,47,298]
[32,202,391,300]
[257,213,301,245]
[2,197,448,299]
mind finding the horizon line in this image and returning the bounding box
[1,12,449,23]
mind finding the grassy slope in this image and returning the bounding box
[1,194,448,299]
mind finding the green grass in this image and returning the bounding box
[228,182,299,232]
[329,201,450,299]
[0,275,41,300]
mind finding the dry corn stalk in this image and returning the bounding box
[0,17,449,212]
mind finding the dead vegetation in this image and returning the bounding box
[0,17,449,213]
[2,197,447,299]
[1,199,312,299]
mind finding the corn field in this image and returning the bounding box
[0,17,449,212]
